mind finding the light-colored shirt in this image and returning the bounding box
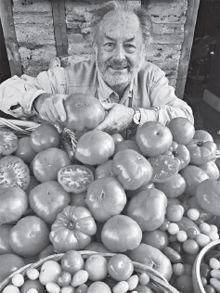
[0,58,194,125]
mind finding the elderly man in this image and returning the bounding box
[0,2,193,133]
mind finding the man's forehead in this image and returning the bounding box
[99,10,141,39]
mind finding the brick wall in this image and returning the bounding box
[12,0,188,87]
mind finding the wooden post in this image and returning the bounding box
[175,0,200,99]
[0,0,22,76]
[51,0,68,57]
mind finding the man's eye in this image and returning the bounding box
[124,44,136,52]
[104,42,114,49]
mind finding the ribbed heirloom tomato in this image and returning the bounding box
[0,128,18,156]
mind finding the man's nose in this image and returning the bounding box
[114,45,125,60]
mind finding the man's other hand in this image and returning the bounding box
[34,93,68,122]
[96,103,134,133]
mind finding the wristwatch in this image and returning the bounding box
[132,108,141,125]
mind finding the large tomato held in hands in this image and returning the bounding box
[75,130,115,165]
[112,149,152,190]
[58,164,94,193]
[86,176,127,222]
[0,156,30,190]
[29,181,70,224]
[136,121,173,157]
[9,215,50,257]
[50,205,97,252]
[101,215,142,252]
[0,187,28,224]
[63,94,105,131]
[32,147,70,182]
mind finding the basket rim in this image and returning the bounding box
[0,250,179,293]
[193,239,220,293]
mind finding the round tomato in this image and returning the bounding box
[0,253,24,282]
[193,129,214,142]
[129,243,172,280]
[0,128,18,155]
[86,177,127,222]
[0,187,28,224]
[9,215,49,257]
[29,181,70,224]
[30,123,60,153]
[136,121,173,157]
[166,142,190,171]
[167,117,195,145]
[75,130,115,165]
[63,94,105,131]
[180,165,209,196]
[32,147,70,182]
[200,160,219,180]
[196,179,220,216]
[15,136,36,164]
[142,230,168,250]
[148,154,179,183]
[127,188,167,231]
[101,215,142,252]
[0,224,13,254]
[155,173,186,198]
[187,139,217,165]
[112,149,152,190]
[0,156,30,190]
[58,164,94,193]
[95,160,114,179]
[50,205,97,252]
[107,254,133,281]
[61,250,84,274]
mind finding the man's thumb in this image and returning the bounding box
[100,101,116,110]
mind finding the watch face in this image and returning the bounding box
[133,111,141,125]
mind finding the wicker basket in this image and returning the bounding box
[0,251,179,293]
[192,239,220,293]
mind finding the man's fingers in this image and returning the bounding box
[54,95,67,122]
[100,101,116,110]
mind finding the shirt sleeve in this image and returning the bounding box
[139,66,194,125]
[0,66,67,118]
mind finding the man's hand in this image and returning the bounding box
[96,103,134,133]
[34,93,68,122]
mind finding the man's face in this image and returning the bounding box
[95,11,144,92]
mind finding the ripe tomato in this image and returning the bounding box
[63,94,105,131]
[30,123,60,153]
[180,165,209,196]
[0,253,24,282]
[107,254,134,281]
[32,147,70,182]
[187,139,217,165]
[61,250,84,274]
[85,254,108,281]
[142,230,168,250]
[166,142,190,171]
[196,179,220,216]
[0,224,13,254]
[193,129,214,142]
[136,121,173,157]
[200,160,219,180]
[155,173,186,198]
[101,215,142,252]
[129,243,172,280]
[58,164,94,193]
[112,149,152,190]
[95,160,114,179]
[0,156,30,190]
[148,154,179,183]
[127,188,167,231]
[9,215,49,257]
[75,130,115,165]
[0,128,18,155]
[167,117,195,145]
[86,176,127,222]
[0,187,28,224]
[29,180,70,224]
[15,136,36,164]
[50,205,97,252]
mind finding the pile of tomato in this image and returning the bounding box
[0,96,220,293]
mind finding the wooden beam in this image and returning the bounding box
[51,0,68,57]
[0,0,22,76]
[176,0,200,99]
